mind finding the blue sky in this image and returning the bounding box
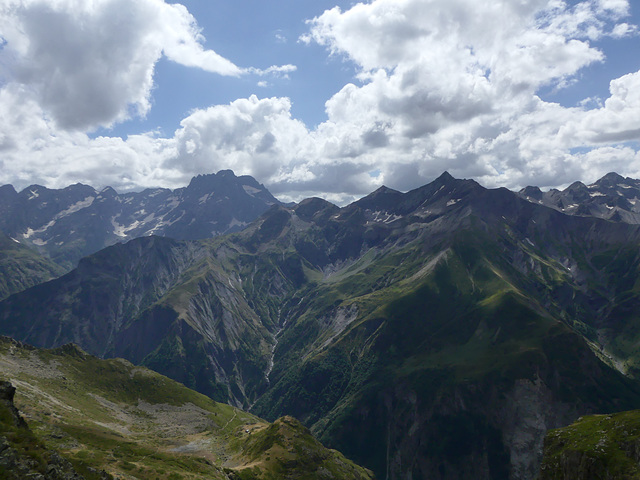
[1,0,639,203]
[102,0,359,136]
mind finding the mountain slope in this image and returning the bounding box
[243,174,640,479]
[0,337,374,480]
[3,173,640,479]
[250,206,640,479]
[0,232,65,301]
[0,236,201,359]
[0,170,279,270]
[0,230,299,407]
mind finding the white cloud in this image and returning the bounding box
[275,30,287,44]
[559,71,640,144]
[0,84,174,191]
[0,0,291,131]
[247,64,298,78]
[170,95,311,181]
[291,0,640,193]
[0,0,639,203]
[596,0,630,17]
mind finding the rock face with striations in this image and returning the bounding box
[0,381,26,429]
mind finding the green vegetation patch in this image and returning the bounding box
[541,410,640,479]
[226,416,374,480]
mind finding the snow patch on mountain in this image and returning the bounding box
[111,217,128,238]
[242,185,261,196]
[369,210,402,224]
[22,219,56,239]
[56,197,95,218]
[228,218,248,229]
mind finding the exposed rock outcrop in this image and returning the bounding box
[0,380,111,480]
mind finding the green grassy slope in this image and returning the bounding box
[0,337,373,480]
[540,410,640,479]
[0,379,106,480]
[224,416,374,480]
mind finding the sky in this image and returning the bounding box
[0,0,639,204]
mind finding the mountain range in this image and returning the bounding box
[2,170,640,479]
[519,172,640,224]
[0,170,279,270]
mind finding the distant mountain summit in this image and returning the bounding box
[0,171,280,269]
[519,172,640,223]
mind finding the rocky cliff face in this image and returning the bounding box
[0,381,26,429]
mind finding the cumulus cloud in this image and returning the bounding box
[292,0,640,192]
[0,83,175,191]
[0,0,291,131]
[170,96,311,181]
[0,0,639,202]
[247,64,298,78]
[562,71,640,144]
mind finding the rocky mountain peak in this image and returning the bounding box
[0,184,17,199]
[294,197,339,222]
[370,185,400,195]
[188,171,225,188]
[517,172,640,223]
[519,185,543,201]
[99,186,118,196]
[596,171,626,187]
[567,181,588,191]
[354,185,404,212]
[436,170,455,183]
